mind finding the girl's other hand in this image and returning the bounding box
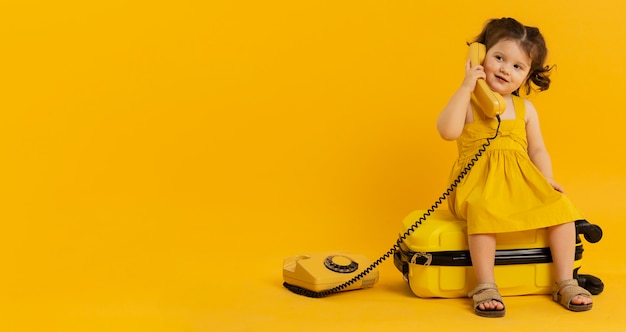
[549,179,565,193]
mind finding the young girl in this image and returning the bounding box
[437,17,593,318]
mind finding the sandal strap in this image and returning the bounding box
[468,283,503,303]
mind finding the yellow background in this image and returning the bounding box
[1,0,625,331]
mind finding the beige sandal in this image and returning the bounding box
[468,283,506,318]
[553,279,593,312]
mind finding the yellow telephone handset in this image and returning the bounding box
[468,42,505,118]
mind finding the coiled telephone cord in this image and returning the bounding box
[284,115,502,298]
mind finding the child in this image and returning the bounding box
[437,17,593,318]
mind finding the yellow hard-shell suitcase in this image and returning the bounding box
[393,210,603,298]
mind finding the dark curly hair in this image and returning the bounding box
[472,17,554,95]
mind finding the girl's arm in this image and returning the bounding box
[525,100,564,193]
[437,60,484,140]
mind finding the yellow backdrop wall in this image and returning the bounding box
[0,1,624,331]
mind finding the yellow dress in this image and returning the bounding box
[447,95,584,234]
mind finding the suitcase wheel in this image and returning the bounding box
[575,220,603,243]
[577,273,604,295]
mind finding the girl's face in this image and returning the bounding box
[483,39,532,96]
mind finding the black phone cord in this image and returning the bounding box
[284,115,502,298]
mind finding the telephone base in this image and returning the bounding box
[282,252,379,297]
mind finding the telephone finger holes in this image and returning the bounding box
[324,255,359,273]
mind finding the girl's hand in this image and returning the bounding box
[549,179,565,193]
[461,59,486,91]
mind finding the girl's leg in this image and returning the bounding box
[468,233,503,311]
[548,222,593,306]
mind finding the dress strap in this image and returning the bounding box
[470,98,486,120]
[512,95,526,120]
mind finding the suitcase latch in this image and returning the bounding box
[410,252,432,266]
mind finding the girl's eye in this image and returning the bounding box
[495,55,503,61]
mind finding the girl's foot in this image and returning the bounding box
[469,283,506,318]
[553,279,593,312]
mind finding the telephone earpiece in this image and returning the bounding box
[468,42,505,118]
